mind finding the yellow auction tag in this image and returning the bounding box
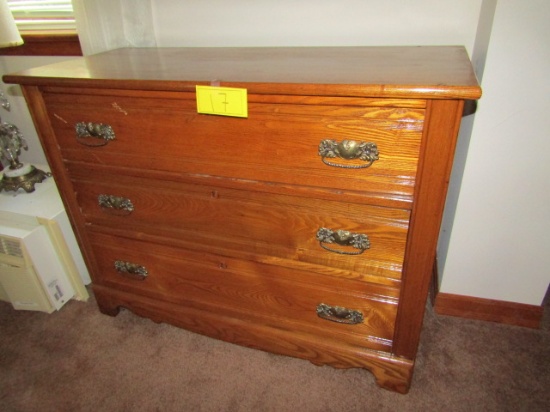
[196,86,248,118]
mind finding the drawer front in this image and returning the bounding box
[87,231,398,352]
[44,91,424,198]
[70,170,409,282]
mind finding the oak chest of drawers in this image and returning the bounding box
[4,46,481,393]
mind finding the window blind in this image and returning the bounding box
[8,0,75,31]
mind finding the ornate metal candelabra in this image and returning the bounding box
[0,90,50,192]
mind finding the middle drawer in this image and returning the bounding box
[70,171,409,283]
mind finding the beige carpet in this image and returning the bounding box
[0,291,548,412]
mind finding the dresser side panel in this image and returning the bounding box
[19,86,100,282]
[392,99,465,359]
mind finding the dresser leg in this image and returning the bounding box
[364,356,414,394]
[373,372,411,394]
[92,286,121,317]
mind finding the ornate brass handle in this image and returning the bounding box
[316,303,364,324]
[114,260,148,280]
[316,227,370,255]
[98,194,134,214]
[318,139,379,169]
[75,122,116,146]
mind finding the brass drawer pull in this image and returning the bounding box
[98,194,134,214]
[319,139,379,169]
[316,227,370,255]
[114,260,148,280]
[316,303,364,325]
[75,122,116,146]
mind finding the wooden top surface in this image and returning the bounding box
[3,46,481,99]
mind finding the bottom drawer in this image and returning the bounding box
[87,231,399,352]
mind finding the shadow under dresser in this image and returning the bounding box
[3,46,481,393]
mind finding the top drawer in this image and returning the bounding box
[42,90,424,199]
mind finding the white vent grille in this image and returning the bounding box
[0,236,23,258]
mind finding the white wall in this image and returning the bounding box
[153,0,481,51]
[437,0,497,292]
[439,0,550,305]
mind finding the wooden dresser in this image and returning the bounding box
[4,47,481,393]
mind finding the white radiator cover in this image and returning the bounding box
[0,170,90,312]
[0,222,75,313]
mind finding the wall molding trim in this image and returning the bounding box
[431,258,544,329]
[433,293,543,329]
[0,32,82,56]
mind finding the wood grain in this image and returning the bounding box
[4,46,481,100]
[43,90,424,200]
[70,169,410,281]
[88,231,399,352]
[0,32,82,56]
[393,99,465,359]
[434,293,543,329]
[93,284,414,394]
[8,47,481,394]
